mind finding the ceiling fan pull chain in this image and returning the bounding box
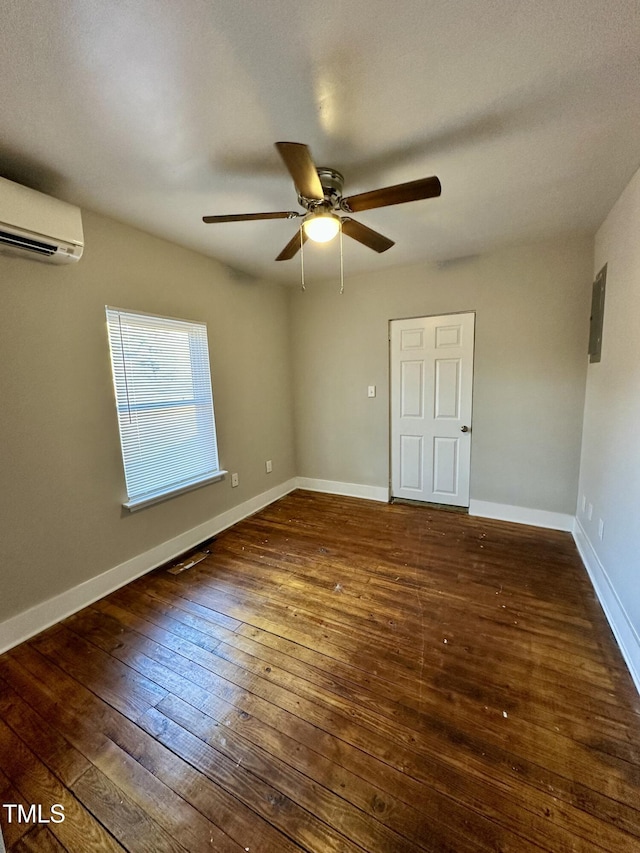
[299,222,306,291]
[339,218,344,294]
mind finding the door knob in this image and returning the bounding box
[460,425,470,433]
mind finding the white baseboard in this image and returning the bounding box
[296,477,390,503]
[573,519,640,696]
[0,478,297,655]
[469,499,573,531]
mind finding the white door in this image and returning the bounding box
[390,312,475,506]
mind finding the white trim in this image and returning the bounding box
[0,478,297,655]
[296,477,389,503]
[469,499,573,531]
[573,519,640,696]
[124,470,228,511]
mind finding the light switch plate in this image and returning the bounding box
[368,385,376,397]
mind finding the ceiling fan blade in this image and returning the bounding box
[275,142,324,200]
[203,211,300,223]
[275,228,308,261]
[342,176,441,213]
[341,217,395,253]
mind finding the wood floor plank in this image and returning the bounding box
[76,583,640,843]
[0,646,297,853]
[29,626,168,723]
[0,718,125,853]
[125,577,634,741]
[0,650,246,852]
[59,613,427,852]
[71,613,539,852]
[57,609,441,852]
[140,706,394,853]
[144,557,618,703]
[1,490,639,853]
[71,765,187,853]
[155,692,467,853]
[8,825,68,852]
[0,768,32,850]
[192,531,599,637]
[60,605,548,849]
[91,738,260,853]
[186,555,612,676]
[0,678,90,788]
[156,682,436,853]
[66,598,636,852]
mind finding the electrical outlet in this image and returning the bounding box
[587,502,593,521]
[265,460,273,473]
[231,473,239,487]
[598,518,604,540]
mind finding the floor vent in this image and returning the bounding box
[166,538,216,575]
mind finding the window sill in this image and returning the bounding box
[123,470,228,512]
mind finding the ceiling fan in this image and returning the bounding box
[203,142,441,261]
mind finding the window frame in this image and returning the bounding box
[105,306,226,511]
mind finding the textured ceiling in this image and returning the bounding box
[2,0,640,283]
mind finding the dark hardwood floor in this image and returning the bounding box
[1,490,639,852]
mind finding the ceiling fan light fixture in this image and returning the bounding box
[303,212,340,243]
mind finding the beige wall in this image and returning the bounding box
[577,166,640,634]
[0,210,295,623]
[290,235,593,513]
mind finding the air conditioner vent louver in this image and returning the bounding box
[0,228,57,256]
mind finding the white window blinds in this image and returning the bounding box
[106,307,223,510]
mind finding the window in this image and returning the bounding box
[106,307,224,510]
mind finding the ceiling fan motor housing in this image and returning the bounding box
[298,167,345,212]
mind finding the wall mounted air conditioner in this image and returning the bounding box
[0,176,84,264]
